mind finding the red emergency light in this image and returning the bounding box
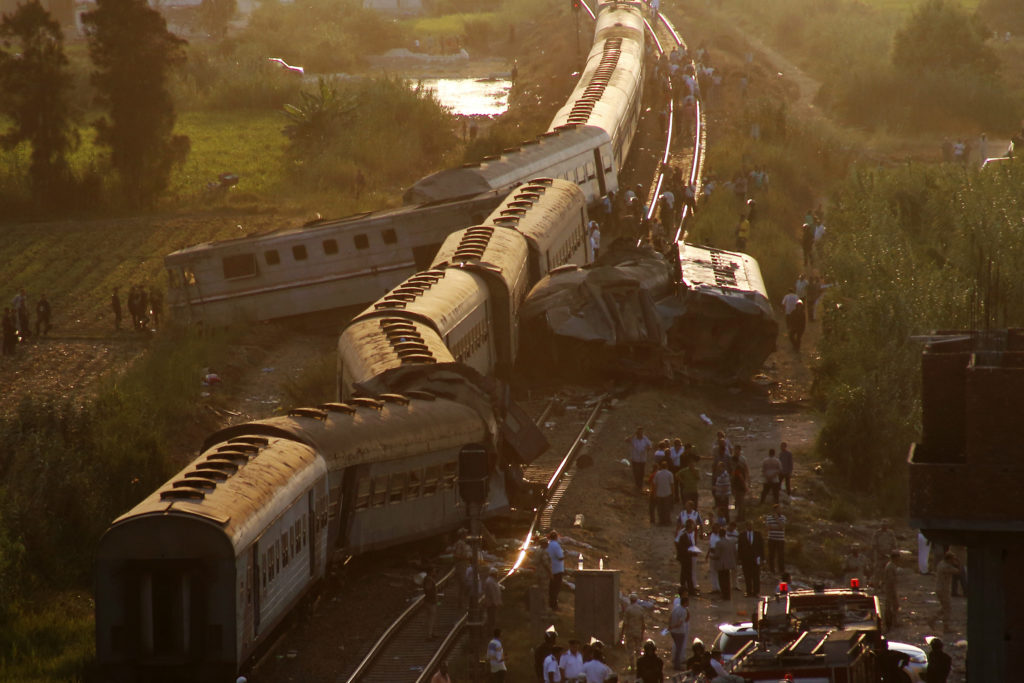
[850,577,860,590]
[778,581,789,594]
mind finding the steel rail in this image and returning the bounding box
[414,396,606,683]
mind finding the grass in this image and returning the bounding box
[0,592,94,683]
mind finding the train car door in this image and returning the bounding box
[593,148,607,197]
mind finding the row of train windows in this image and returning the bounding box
[450,319,489,362]
[220,229,399,279]
[353,462,458,511]
[259,514,308,592]
[557,161,599,186]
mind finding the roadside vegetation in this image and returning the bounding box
[813,161,1024,509]
[0,328,238,681]
[697,0,1022,135]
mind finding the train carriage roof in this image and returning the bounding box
[353,267,489,336]
[487,178,587,249]
[677,242,774,320]
[339,316,455,387]
[404,126,611,205]
[105,436,326,551]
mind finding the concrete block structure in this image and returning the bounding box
[908,329,1024,681]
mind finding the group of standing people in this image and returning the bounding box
[3,289,51,356]
[111,284,162,331]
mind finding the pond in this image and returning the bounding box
[412,77,512,117]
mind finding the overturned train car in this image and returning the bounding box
[518,241,777,381]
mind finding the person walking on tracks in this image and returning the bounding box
[547,531,565,611]
[422,565,439,639]
[483,566,503,633]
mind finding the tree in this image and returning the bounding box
[892,0,998,76]
[0,0,77,203]
[83,0,190,208]
[282,78,358,162]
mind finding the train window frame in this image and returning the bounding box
[281,532,289,567]
[355,475,371,510]
[407,469,421,499]
[221,253,258,280]
[354,234,370,250]
[389,472,407,504]
[291,525,298,555]
[292,244,308,261]
[302,513,308,548]
[269,546,276,580]
[442,461,457,489]
[323,239,339,255]
[371,475,388,507]
[423,465,441,496]
[382,229,398,245]
[586,161,596,180]
[265,249,280,266]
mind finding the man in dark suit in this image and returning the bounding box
[738,520,764,597]
[675,520,700,596]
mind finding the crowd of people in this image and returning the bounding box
[2,288,51,356]
[111,284,163,332]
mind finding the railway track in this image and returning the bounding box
[340,394,607,683]
[340,5,704,679]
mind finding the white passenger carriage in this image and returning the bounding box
[96,394,509,683]
[163,192,504,325]
[548,2,646,172]
[404,126,618,207]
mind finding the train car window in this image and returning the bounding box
[423,465,441,495]
[222,253,257,279]
[389,472,406,503]
[586,161,596,180]
[281,532,289,567]
[269,546,276,580]
[291,526,298,555]
[302,514,308,547]
[442,461,457,488]
[184,267,196,286]
[167,268,183,289]
[265,249,280,265]
[292,244,308,261]
[408,469,421,498]
[276,542,281,574]
[355,476,371,510]
[262,558,267,589]
[371,475,387,507]
[323,239,338,255]
[354,234,370,250]
[382,229,398,245]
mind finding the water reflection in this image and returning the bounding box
[414,78,511,117]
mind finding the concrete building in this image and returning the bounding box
[908,329,1024,682]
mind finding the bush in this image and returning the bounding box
[814,161,1024,504]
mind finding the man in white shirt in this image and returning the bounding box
[625,426,653,494]
[544,645,564,682]
[653,461,675,526]
[559,640,585,681]
[487,629,507,682]
[547,531,565,611]
[781,289,800,316]
[581,653,613,683]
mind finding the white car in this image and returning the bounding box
[886,640,928,682]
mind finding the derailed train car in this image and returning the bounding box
[96,391,514,682]
[518,241,778,381]
[338,179,590,399]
